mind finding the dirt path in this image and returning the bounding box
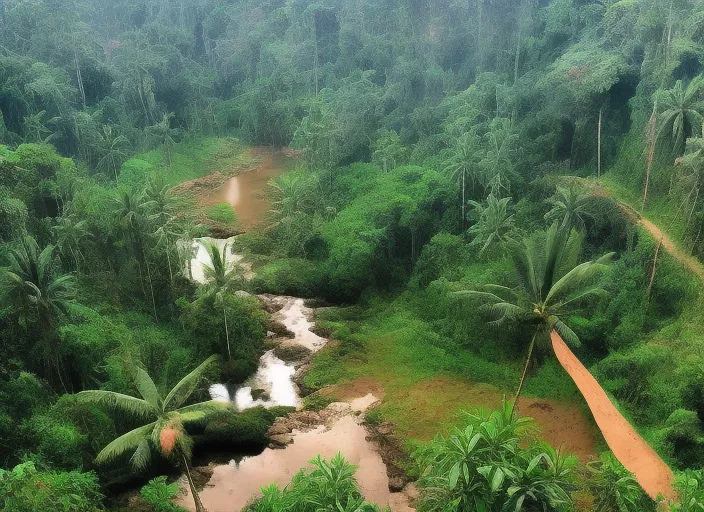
[551,331,675,501]
[591,185,704,284]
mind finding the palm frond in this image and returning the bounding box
[552,320,581,348]
[132,366,163,412]
[76,390,155,418]
[176,401,227,422]
[162,355,219,411]
[129,438,153,472]
[544,255,614,307]
[95,422,156,467]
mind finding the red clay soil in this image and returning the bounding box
[551,331,676,501]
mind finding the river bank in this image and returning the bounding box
[182,231,415,511]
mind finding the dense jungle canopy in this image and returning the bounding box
[3,0,704,511]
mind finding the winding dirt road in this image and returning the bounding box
[593,185,704,284]
[551,331,675,501]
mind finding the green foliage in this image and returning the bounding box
[0,462,103,512]
[207,203,237,225]
[467,193,517,258]
[140,476,187,512]
[249,453,381,512]
[587,453,655,512]
[673,470,704,512]
[198,407,294,451]
[414,403,577,512]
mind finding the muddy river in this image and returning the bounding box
[208,150,290,230]
[181,154,412,511]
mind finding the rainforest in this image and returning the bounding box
[2,0,704,511]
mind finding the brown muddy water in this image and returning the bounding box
[178,401,413,512]
[208,150,290,230]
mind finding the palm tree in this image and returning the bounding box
[202,241,241,359]
[53,216,92,271]
[146,112,178,165]
[3,236,75,391]
[268,172,317,223]
[114,192,158,321]
[656,78,704,156]
[97,125,131,182]
[22,111,55,143]
[544,184,597,232]
[143,175,178,284]
[456,223,614,416]
[443,133,481,232]
[76,356,220,512]
[478,118,520,196]
[467,193,517,257]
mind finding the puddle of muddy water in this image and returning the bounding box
[208,152,289,230]
[179,413,409,512]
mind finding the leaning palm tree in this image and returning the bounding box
[456,223,614,416]
[656,77,704,156]
[76,356,220,512]
[544,184,597,232]
[467,193,517,257]
[3,236,75,391]
[202,241,241,359]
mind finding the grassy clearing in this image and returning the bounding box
[306,296,599,459]
[118,136,253,191]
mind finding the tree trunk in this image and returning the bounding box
[223,305,231,359]
[643,105,658,212]
[645,238,663,310]
[511,330,538,418]
[74,51,86,110]
[461,169,466,234]
[179,450,207,512]
[597,106,603,179]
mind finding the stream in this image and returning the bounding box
[180,152,413,511]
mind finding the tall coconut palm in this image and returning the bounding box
[97,125,131,182]
[114,192,158,321]
[53,216,92,271]
[478,118,520,196]
[3,236,75,391]
[544,184,597,232]
[443,132,481,232]
[76,356,220,512]
[467,193,517,257]
[456,223,614,416]
[202,241,241,359]
[143,175,178,284]
[146,112,178,165]
[656,78,704,156]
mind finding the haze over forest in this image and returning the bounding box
[2,1,704,511]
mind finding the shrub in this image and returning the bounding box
[414,403,577,512]
[663,409,704,469]
[199,407,294,451]
[0,462,103,512]
[587,453,655,512]
[207,202,237,225]
[248,454,381,512]
[140,476,187,512]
